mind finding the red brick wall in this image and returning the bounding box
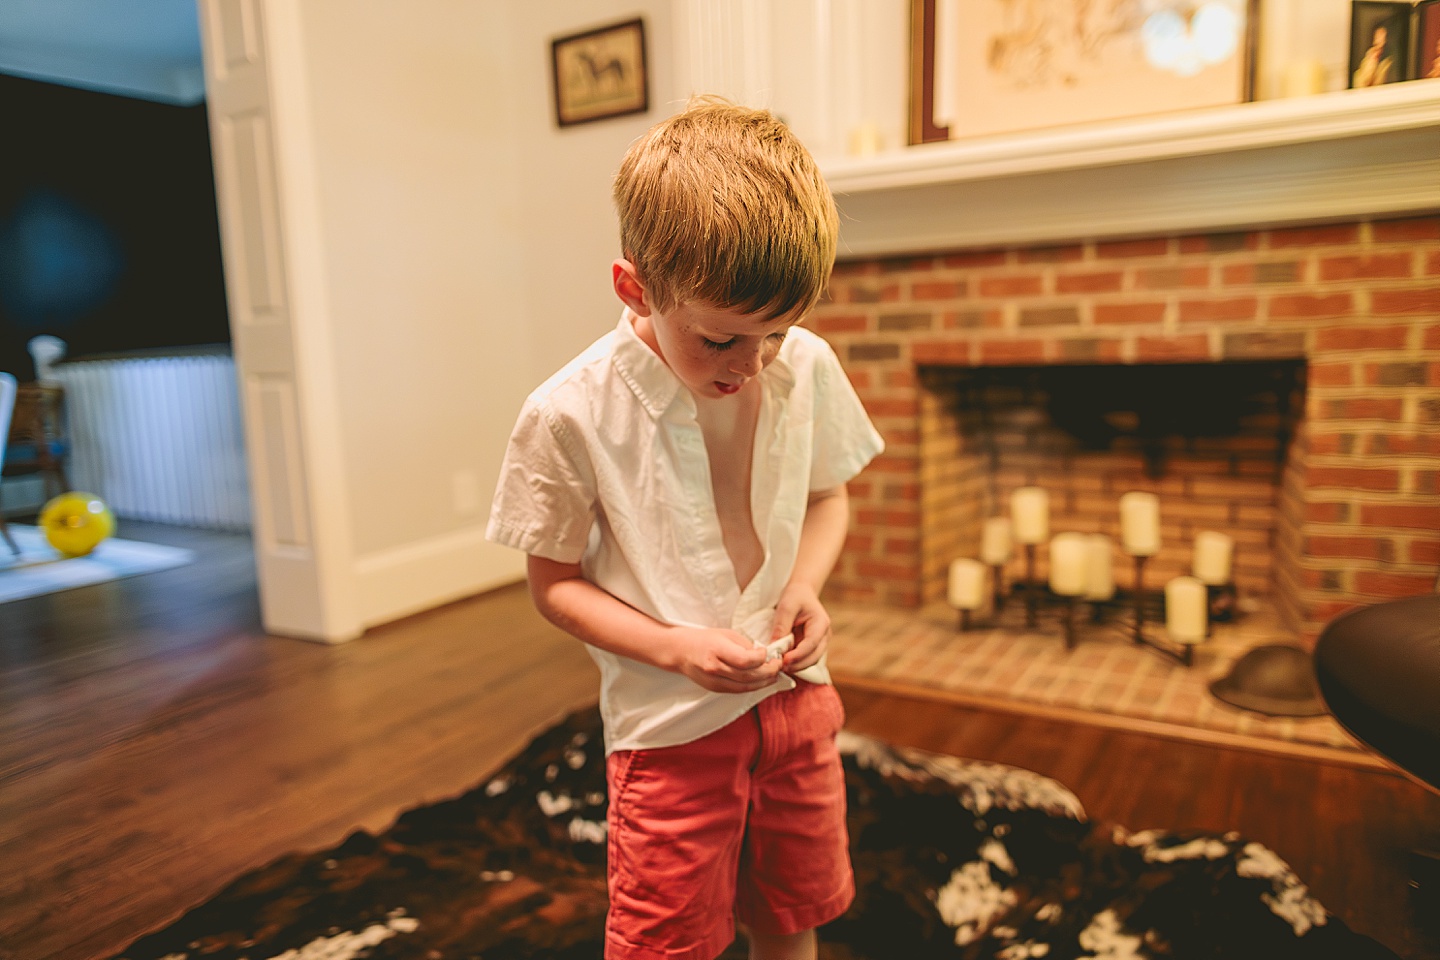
[817,217,1440,643]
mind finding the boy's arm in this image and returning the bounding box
[772,484,849,672]
[527,555,783,694]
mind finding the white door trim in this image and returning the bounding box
[198,0,361,642]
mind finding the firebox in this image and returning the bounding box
[816,219,1440,644]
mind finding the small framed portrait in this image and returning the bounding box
[1348,2,1411,88]
[551,18,649,127]
[1417,0,1440,80]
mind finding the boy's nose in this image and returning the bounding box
[730,344,765,377]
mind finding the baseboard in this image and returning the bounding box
[352,525,525,631]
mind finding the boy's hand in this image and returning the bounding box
[770,582,831,674]
[672,626,783,694]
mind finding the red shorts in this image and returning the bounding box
[603,681,854,960]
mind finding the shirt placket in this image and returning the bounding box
[731,376,791,634]
[668,413,738,624]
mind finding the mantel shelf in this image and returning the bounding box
[822,82,1440,258]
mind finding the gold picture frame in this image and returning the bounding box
[551,18,649,127]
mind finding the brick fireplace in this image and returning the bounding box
[818,217,1440,644]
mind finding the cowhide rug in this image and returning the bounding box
[114,707,1396,959]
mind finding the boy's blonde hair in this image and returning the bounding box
[613,96,839,320]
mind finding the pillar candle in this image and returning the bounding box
[1192,530,1234,586]
[1281,59,1326,97]
[1011,487,1049,545]
[1049,533,1088,597]
[948,558,987,610]
[980,516,1013,566]
[1083,533,1116,601]
[1119,491,1160,557]
[1165,576,1208,643]
[847,121,884,157]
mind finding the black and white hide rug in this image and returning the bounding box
[113,706,1397,960]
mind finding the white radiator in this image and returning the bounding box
[54,351,252,531]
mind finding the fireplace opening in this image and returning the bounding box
[918,360,1309,615]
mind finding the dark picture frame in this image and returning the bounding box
[551,18,649,127]
[910,0,1258,145]
[909,0,950,145]
[1348,2,1412,88]
[1417,0,1440,80]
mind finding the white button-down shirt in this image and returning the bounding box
[487,312,883,753]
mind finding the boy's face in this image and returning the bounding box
[614,260,802,400]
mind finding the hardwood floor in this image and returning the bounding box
[1,523,1436,960]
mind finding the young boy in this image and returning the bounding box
[486,97,883,960]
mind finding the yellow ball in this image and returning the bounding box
[39,492,116,558]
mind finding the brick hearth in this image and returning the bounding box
[818,217,1440,643]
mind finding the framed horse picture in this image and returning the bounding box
[551,18,649,127]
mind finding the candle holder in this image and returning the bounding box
[1090,597,1112,624]
[1130,555,1147,644]
[957,538,1198,663]
[1023,543,1039,628]
[1130,555,1195,667]
[984,576,1095,650]
[1061,595,1078,650]
[986,541,1089,651]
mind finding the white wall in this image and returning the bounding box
[287,1,682,629]
[509,1,679,397]
[295,1,535,622]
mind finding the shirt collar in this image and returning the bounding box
[609,308,798,418]
[611,309,683,419]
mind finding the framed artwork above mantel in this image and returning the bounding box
[910,0,1258,145]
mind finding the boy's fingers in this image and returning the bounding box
[770,605,797,640]
[783,624,829,670]
[714,666,780,693]
[710,676,770,694]
[722,630,758,650]
[717,643,768,670]
[737,657,784,680]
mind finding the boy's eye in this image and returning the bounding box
[703,337,736,351]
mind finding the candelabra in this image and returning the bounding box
[948,491,1229,667]
[1130,555,1197,666]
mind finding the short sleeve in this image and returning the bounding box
[486,398,597,563]
[808,339,885,491]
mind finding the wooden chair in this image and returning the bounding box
[2,380,71,547]
[0,373,18,555]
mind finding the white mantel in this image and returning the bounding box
[823,82,1440,257]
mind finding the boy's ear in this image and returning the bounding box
[612,259,651,317]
